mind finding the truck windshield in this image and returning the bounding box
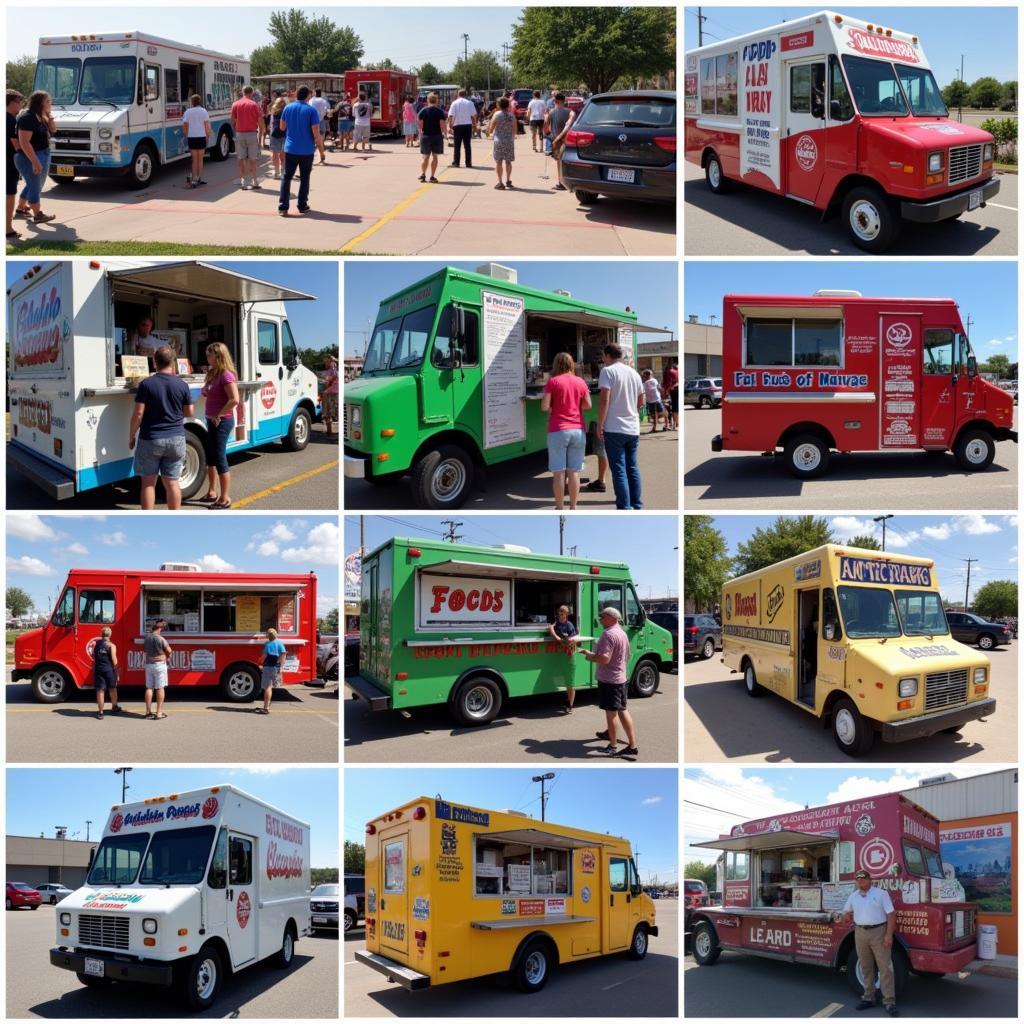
[34,59,81,105]
[841,55,909,116]
[139,825,217,885]
[894,591,949,636]
[895,65,948,116]
[80,57,137,105]
[362,305,436,372]
[87,833,150,886]
[837,586,902,638]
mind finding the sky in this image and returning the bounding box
[345,766,679,884]
[6,513,340,617]
[343,514,679,599]
[6,766,339,867]
[344,262,679,357]
[6,259,338,352]
[704,513,1018,604]
[684,5,1018,83]
[684,261,1019,362]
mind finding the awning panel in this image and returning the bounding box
[422,559,592,582]
[530,310,670,334]
[107,261,314,304]
[693,829,840,853]
[478,828,606,850]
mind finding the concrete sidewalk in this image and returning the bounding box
[968,954,1017,980]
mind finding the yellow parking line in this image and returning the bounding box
[232,459,338,508]
[339,168,451,251]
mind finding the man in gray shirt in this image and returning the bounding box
[144,618,172,719]
[544,92,576,191]
[597,342,645,510]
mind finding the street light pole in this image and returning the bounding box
[114,767,133,803]
[532,772,555,821]
[55,826,67,885]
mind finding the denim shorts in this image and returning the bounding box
[269,135,284,153]
[134,435,186,479]
[547,428,586,472]
[262,665,283,689]
[145,662,168,690]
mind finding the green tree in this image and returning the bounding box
[982,353,1012,378]
[1000,80,1017,111]
[311,867,339,885]
[846,534,881,551]
[969,76,1003,109]
[416,62,443,86]
[733,517,833,576]
[252,11,364,78]
[511,6,675,95]
[250,45,286,78]
[684,516,731,612]
[942,78,969,108]
[6,586,32,618]
[318,608,340,634]
[344,840,365,874]
[684,860,717,889]
[972,579,1018,618]
[6,55,36,98]
[450,50,504,92]
[366,58,398,70]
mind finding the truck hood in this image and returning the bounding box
[344,373,417,405]
[865,117,994,150]
[62,885,200,916]
[13,626,44,667]
[851,636,987,675]
[52,109,125,129]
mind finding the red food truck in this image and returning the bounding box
[689,792,979,996]
[344,68,418,135]
[712,290,1017,478]
[12,567,320,703]
[684,11,1000,251]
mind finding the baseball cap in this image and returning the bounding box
[855,869,871,879]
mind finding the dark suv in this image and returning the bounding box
[344,873,366,931]
[684,614,721,660]
[684,377,723,409]
[946,612,1012,650]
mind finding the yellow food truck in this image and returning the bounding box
[721,544,995,757]
[355,797,657,993]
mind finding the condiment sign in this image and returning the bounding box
[418,572,512,629]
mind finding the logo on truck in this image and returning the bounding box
[794,135,818,171]
[109,813,124,833]
[846,27,920,63]
[886,322,913,349]
[236,890,251,928]
[261,381,277,410]
[731,592,757,618]
[202,796,219,819]
[860,837,895,873]
[766,585,785,623]
[13,284,65,369]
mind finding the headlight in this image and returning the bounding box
[98,143,112,153]
[60,911,71,925]
[898,676,918,698]
[98,127,112,139]
[983,143,994,162]
[927,152,943,173]
[973,667,987,684]
[350,405,362,426]
[142,918,158,934]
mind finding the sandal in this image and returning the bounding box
[111,705,124,714]
[506,181,514,189]
[155,712,168,719]
[212,499,232,510]
[6,230,21,239]
[429,176,438,183]
[198,493,218,503]
[145,712,156,720]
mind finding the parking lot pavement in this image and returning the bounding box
[6,426,339,511]
[5,679,338,763]
[6,904,338,1019]
[345,672,678,763]
[15,140,675,257]
[344,900,678,1017]
[684,949,1016,1018]
[683,406,1019,510]
[346,427,678,510]
[683,643,1017,763]
[684,162,1017,256]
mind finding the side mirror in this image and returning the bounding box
[450,306,466,345]
[829,99,843,121]
[967,355,977,377]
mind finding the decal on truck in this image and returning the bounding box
[740,38,780,188]
[838,557,932,587]
[845,27,920,63]
[794,135,818,171]
[236,890,251,928]
[13,283,67,371]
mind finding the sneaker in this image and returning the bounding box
[595,730,611,740]
[584,480,607,492]
[251,181,261,190]
[240,184,250,190]
[278,209,289,217]
[298,206,311,214]
[615,746,639,758]
[855,1001,873,1012]
[14,208,31,219]
[599,744,617,755]
[885,1009,898,1018]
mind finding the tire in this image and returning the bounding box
[627,925,649,960]
[977,633,996,651]
[411,445,474,509]
[513,939,552,993]
[179,431,208,501]
[275,926,296,968]
[32,665,71,703]
[846,942,909,997]
[699,396,711,409]
[30,904,38,910]
[451,676,502,725]
[283,406,312,451]
[127,142,158,188]
[953,428,996,471]
[210,127,232,161]
[832,696,874,757]
[743,662,764,698]
[842,186,899,253]
[344,909,357,932]
[692,921,721,965]
[784,433,830,479]
[574,189,600,205]
[4,899,10,910]
[50,896,57,905]
[630,659,660,698]
[220,663,259,702]
[704,153,730,194]
[76,972,113,988]
[701,638,715,660]
[179,945,222,1012]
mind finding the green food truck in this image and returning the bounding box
[347,537,675,724]
[343,265,668,508]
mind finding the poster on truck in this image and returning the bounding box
[740,37,780,189]
[417,572,513,629]
[940,821,1013,913]
[482,291,526,449]
[11,272,70,376]
[880,314,921,447]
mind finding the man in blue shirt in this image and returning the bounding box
[278,86,322,216]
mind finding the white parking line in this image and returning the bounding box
[812,1002,845,1017]
[986,202,1018,211]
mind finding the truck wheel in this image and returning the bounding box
[692,921,721,965]
[210,127,232,161]
[275,925,296,968]
[704,153,730,194]
[627,925,649,960]
[743,663,764,698]
[32,665,70,703]
[127,142,157,188]
[630,660,660,698]
[977,633,996,651]
[452,676,502,725]
[76,973,113,988]
[846,943,909,996]
[180,944,222,1012]
[832,697,874,757]
[344,909,357,931]
[953,428,996,471]
[843,186,899,253]
[221,663,259,702]
[282,406,312,451]
[513,939,552,993]
[784,433,830,478]
[701,638,715,660]
[411,445,474,509]
[179,432,208,501]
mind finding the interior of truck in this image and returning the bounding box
[473,836,570,897]
[523,315,613,390]
[756,841,834,908]
[513,580,577,628]
[798,589,820,706]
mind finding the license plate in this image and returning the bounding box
[968,189,981,211]
[84,958,105,977]
[607,167,636,184]
[313,916,328,924]
[54,164,75,178]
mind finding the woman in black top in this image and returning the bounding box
[14,90,57,224]
[6,89,24,240]
[92,627,124,719]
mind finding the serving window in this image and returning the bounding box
[745,318,843,367]
[474,837,571,897]
[142,588,300,634]
[523,314,609,390]
[700,52,738,116]
[756,841,834,908]
[725,850,749,881]
[514,581,577,626]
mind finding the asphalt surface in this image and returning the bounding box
[683,641,1017,763]
[6,426,339,511]
[6,903,339,1019]
[344,671,678,763]
[683,405,1019,510]
[684,162,1017,256]
[5,677,339,764]
[684,949,1017,1017]
[345,426,679,510]
[344,900,678,1017]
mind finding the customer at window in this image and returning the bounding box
[541,351,591,510]
[200,342,239,509]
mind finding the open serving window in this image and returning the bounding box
[140,581,301,635]
[472,828,596,898]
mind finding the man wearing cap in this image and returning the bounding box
[842,869,898,1016]
[576,606,639,757]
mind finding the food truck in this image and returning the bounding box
[347,537,674,724]
[684,11,1000,251]
[713,290,1017,477]
[7,260,322,501]
[356,797,656,992]
[417,83,460,110]
[721,544,995,756]
[344,69,419,134]
[13,567,320,702]
[50,785,310,1011]
[35,32,248,188]
[689,792,978,995]
[343,265,667,508]
[252,72,345,103]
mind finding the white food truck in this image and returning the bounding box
[50,785,311,1011]
[35,32,249,187]
[7,260,323,501]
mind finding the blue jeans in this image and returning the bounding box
[604,431,642,509]
[14,149,50,205]
[205,416,234,475]
[279,152,313,211]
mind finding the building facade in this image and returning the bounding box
[7,835,95,889]
[682,315,722,378]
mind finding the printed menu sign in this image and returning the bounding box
[880,315,920,447]
[235,595,261,632]
[617,325,636,366]
[482,291,526,449]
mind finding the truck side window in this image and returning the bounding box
[257,320,279,366]
[829,56,854,121]
[726,851,749,881]
[745,318,792,366]
[432,305,480,367]
[282,321,298,367]
[609,858,628,892]
[144,64,160,102]
[229,836,253,885]
[207,829,228,889]
[625,586,644,628]
[629,858,642,895]
[822,588,842,641]
[923,329,955,375]
[164,68,180,106]
[597,583,624,620]
[53,588,75,627]
[790,65,812,114]
[79,590,116,624]
[383,840,405,893]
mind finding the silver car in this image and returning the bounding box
[35,883,73,904]
[310,882,339,933]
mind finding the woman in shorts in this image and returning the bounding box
[181,94,211,186]
[541,351,591,509]
[402,95,418,147]
[547,605,580,713]
[267,96,286,178]
[258,628,287,714]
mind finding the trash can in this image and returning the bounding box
[978,923,998,959]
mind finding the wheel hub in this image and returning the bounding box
[465,686,493,716]
[850,200,881,241]
[794,443,821,470]
[695,931,711,957]
[965,439,987,463]
[525,951,546,984]
[432,460,465,501]
[835,708,856,745]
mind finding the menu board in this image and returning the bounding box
[821,881,856,912]
[618,325,636,366]
[880,315,920,447]
[235,595,261,632]
[482,291,526,449]
[792,886,822,911]
[278,595,295,632]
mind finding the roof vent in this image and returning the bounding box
[492,544,532,553]
[476,262,517,283]
[813,289,862,297]
[687,314,700,323]
[160,562,201,572]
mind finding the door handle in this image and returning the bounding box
[278,366,284,380]
[227,888,233,900]
[380,898,386,910]
[609,894,614,907]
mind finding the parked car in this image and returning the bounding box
[6,881,41,910]
[647,611,678,670]
[684,878,709,930]
[310,882,340,934]
[946,611,1012,650]
[344,632,360,677]
[512,88,537,121]
[561,90,675,205]
[344,873,365,932]
[684,377,723,409]
[316,635,339,683]
[35,882,73,904]
[684,614,722,660]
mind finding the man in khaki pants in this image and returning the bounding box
[842,869,898,1016]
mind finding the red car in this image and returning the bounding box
[6,881,42,910]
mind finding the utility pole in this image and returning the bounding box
[963,558,978,611]
[559,516,566,556]
[55,826,67,884]
[360,514,365,557]
[501,43,510,89]
[441,520,464,544]
[873,514,894,551]
[532,772,555,821]
[85,820,92,842]
[964,313,974,344]
[958,54,964,123]
[697,7,707,47]
[114,766,132,803]
[461,33,470,87]
[567,545,577,557]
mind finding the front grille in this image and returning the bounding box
[53,129,93,153]
[311,901,338,912]
[78,913,130,949]
[948,144,983,186]
[924,668,968,710]
[343,404,350,440]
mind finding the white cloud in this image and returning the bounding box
[987,338,1005,347]
[256,541,280,557]
[921,524,951,541]
[66,542,89,555]
[7,555,56,577]
[882,529,919,550]
[236,766,291,776]
[956,514,1000,536]
[1002,515,1018,529]
[281,522,339,566]
[246,520,302,553]
[195,554,237,572]
[317,592,338,616]
[829,516,873,539]
[100,531,128,546]
[270,522,297,541]
[6,514,58,541]
[641,796,663,806]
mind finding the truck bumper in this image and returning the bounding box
[346,673,392,711]
[6,443,75,500]
[881,698,996,743]
[711,434,724,453]
[50,947,175,986]
[48,160,132,180]
[908,943,977,974]
[344,453,367,479]
[900,176,1000,224]
[354,949,430,990]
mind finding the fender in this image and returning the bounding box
[447,665,509,705]
[509,930,560,971]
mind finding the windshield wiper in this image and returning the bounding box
[84,99,120,110]
[389,357,422,370]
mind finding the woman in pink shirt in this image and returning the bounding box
[320,353,339,436]
[541,351,592,509]
[200,343,240,509]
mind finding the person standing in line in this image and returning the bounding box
[143,619,172,720]
[320,354,340,436]
[661,359,679,430]
[577,607,639,757]
[642,369,666,432]
[267,95,287,178]
[6,90,24,240]
[544,92,576,192]
[526,90,547,151]
[842,870,898,1016]
[258,90,271,147]
[547,604,579,714]
[200,342,240,509]
[541,351,591,509]
[309,88,331,164]
[336,92,354,151]
[447,88,477,168]
[487,96,516,189]
[230,85,262,190]
[417,93,447,183]
[181,94,211,187]
[14,90,57,224]
[470,89,484,136]
[257,628,287,714]
[597,343,645,510]
[352,91,373,152]
[92,627,124,720]
[401,95,418,147]
[277,86,321,217]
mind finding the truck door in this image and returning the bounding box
[226,833,258,968]
[379,829,410,957]
[45,586,77,683]
[163,67,187,161]
[358,78,383,123]
[139,60,163,149]
[361,557,380,684]
[604,854,631,952]
[783,57,827,202]
[73,585,122,685]
[796,589,819,706]
[254,317,287,437]
[880,312,923,449]
[920,327,966,449]
[434,304,482,440]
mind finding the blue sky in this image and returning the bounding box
[704,513,1018,604]
[684,6,1017,83]
[6,766,339,866]
[343,514,679,599]
[6,514,339,617]
[684,261,1018,362]
[344,262,679,357]
[345,766,679,884]
[5,259,338,352]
